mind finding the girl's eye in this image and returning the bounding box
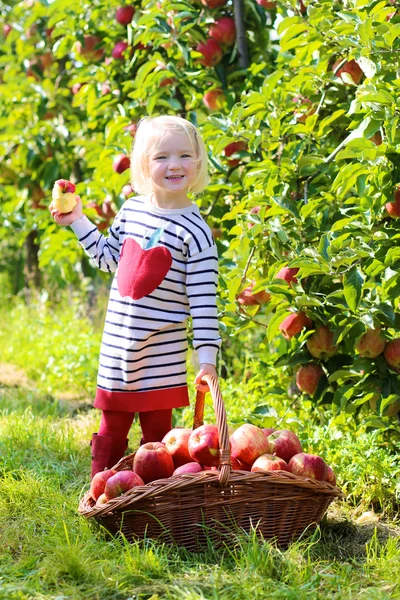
[182,154,192,158]
[155,156,167,160]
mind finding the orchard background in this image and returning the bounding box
[1,1,400,598]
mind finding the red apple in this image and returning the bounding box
[112,40,129,60]
[230,424,270,465]
[197,39,223,67]
[262,427,275,438]
[251,454,290,473]
[102,197,116,220]
[369,394,400,417]
[267,430,302,462]
[188,424,220,467]
[113,153,131,174]
[296,363,324,396]
[125,122,137,137]
[325,466,336,485]
[384,339,400,369]
[275,266,299,286]
[203,89,225,110]
[288,453,328,481]
[71,82,86,95]
[133,442,174,484]
[356,327,386,358]
[122,184,134,198]
[293,96,315,123]
[224,141,247,167]
[3,24,12,38]
[95,493,109,506]
[333,59,364,85]
[200,0,227,7]
[104,470,145,499]
[76,35,104,61]
[173,462,205,475]
[209,17,236,46]
[306,326,338,359]
[256,0,277,8]
[279,312,312,339]
[90,469,117,501]
[230,455,252,471]
[385,186,400,218]
[162,427,192,468]
[116,5,135,25]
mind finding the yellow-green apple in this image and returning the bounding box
[95,493,109,506]
[333,59,364,85]
[256,0,277,7]
[251,454,290,473]
[197,38,223,67]
[188,424,220,467]
[288,453,328,481]
[275,266,299,286]
[116,5,135,25]
[279,311,312,339]
[112,40,129,60]
[113,153,131,174]
[356,327,386,358]
[161,427,192,468]
[267,430,302,462]
[209,17,236,46]
[173,462,204,475]
[296,363,324,395]
[201,0,227,7]
[224,141,247,167]
[325,466,336,485]
[203,89,225,110]
[104,470,145,499]
[90,469,117,501]
[229,424,270,465]
[133,442,174,484]
[385,186,400,218]
[51,179,77,213]
[306,325,338,359]
[384,339,400,369]
[76,35,104,61]
[122,184,134,198]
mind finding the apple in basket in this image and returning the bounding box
[288,453,328,481]
[104,470,145,499]
[267,430,302,462]
[133,442,175,484]
[90,469,117,501]
[188,424,220,467]
[325,465,336,485]
[161,427,192,468]
[173,462,205,475]
[231,455,252,471]
[251,454,290,473]
[95,493,109,507]
[229,424,270,465]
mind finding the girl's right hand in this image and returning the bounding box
[49,195,83,226]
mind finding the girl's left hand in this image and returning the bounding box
[194,364,218,393]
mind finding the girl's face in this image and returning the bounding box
[147,132,198,200]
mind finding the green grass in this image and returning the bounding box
[0,298,399,599]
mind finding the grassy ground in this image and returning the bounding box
[0,368,399,600]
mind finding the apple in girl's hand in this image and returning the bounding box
[267,430,302,462]
[51,179,77,213]
[161,428,192,468]
[251,454,290,473]
[188,424,220,467]
[173,462,205,475]
[229,424,270,465]
[95,493,109,507]
[90,469,117,501]
[104,470,145,499]
[133,442,174,483]
[288,453,328,481]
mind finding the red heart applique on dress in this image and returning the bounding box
[117,237,173,300]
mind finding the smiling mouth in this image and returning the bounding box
[166,175,184,180]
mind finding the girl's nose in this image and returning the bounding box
[168,155,180,169]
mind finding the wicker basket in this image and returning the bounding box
[79,375,343,550]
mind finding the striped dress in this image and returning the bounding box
[70,196,221,413]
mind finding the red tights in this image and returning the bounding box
[98,408,173,445]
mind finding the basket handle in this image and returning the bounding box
[192,374,231,486]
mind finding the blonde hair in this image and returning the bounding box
[130,115,209,195]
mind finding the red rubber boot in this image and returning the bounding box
[90,433,128,478]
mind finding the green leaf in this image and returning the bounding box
[343,266,364,312]
[385,23,400,46]
[267,308,289,342]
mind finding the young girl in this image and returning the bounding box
[50,115,221,477]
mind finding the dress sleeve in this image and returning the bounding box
[186,243,221,366]
[70,210,122,273]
